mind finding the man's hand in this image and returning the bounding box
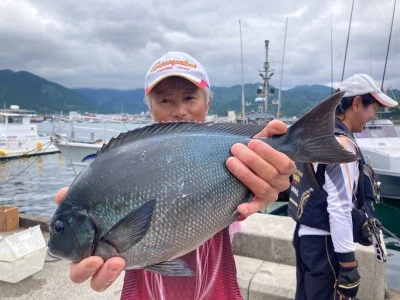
[226,120,296,219]
[55,188,126,292]
[335,264,361,299]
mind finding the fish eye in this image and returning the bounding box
[54,220,64,234]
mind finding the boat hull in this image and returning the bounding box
[374,170,400,200]
[354,119,400,201]
[0,137,59,160]
[53,140,101,175]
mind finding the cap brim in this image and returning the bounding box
[145,74,208,95]
[371,92,398,108]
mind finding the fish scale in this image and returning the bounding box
[48,92,360,276]
[124,134,251,268]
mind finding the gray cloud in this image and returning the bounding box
[1,0,399,91]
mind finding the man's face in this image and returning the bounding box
[148,77,210,122]
[352,99,379,133]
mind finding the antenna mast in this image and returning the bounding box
[342,0,354,81]
[239,19,246,123]
[277,18,288,119]
[331,13,334,94]
[264,40,270,113]
[382,0,397,90]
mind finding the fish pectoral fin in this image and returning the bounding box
[101,199,156,253]
[145,259,194,276]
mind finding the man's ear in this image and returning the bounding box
[205,96,212,114]
[352,96,363,110]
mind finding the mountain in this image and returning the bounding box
[0,70,95,114]
[280,85,334,117]
[211,83,336,117]
[74,88,148,114]
[74,83,264,116]
[1,69,399,118]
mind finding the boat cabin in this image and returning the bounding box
[355,119,399,139]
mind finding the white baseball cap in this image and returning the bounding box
[145,51,210,95]
[339,74,398,107]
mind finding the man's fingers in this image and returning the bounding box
[229,141,294,192]
[90,258,125,292]
[253,119,288,138]
[69,256,105,284]
[237,195,276,218]
[69,257,125,292]
[226,154,270,196]
[248,140,296,176]
[228,140,295,219]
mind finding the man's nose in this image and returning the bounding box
[173,103,187,117]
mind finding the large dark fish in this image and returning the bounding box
[48,91,357,276]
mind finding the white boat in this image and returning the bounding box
[354,117,400,200]
[51,117,150,175]
[51,136,103,175]
[0,105,59,159]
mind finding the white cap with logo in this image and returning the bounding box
[145,51,210,95]
[339,74,398,107]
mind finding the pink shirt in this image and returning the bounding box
[120,228,242,300]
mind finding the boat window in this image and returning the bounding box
[369,126,385,138]
[355,129,370,138]
[0,115,5,123]
[382,126,399,137]
[7,116,23,124]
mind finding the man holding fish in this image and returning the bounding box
[54,51,297,299]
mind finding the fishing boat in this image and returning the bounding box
[237,18,288,125]
[51,116,150,175]
[354,114,400,200]
[236,39,277,125]
[51,135,103,175]
[0,105,59,159]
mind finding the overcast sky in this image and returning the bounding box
[1,0,399,91]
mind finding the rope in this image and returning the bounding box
[381,225,400,243]
[0,141,54,186]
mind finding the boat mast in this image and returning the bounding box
[263,40,270,113]
[341,0,355,81]
[381,0,397,90]
[277,18,288,119]
[239,19,246,123]
[331,13,334,95]
[258,40,274,115]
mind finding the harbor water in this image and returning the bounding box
[0,122,399,291]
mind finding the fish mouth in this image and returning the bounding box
[46,241,70,261]
[46,249,61,260]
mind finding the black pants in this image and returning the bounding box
[293,226,340,300]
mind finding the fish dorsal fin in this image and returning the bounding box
[97,122,265,156]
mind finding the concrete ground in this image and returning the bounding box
[232,213,398,300]
[0,214,399,300]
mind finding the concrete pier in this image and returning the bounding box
[232,213,388,300]
[0,213,397,299]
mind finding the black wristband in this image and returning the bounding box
[336,251,356,263]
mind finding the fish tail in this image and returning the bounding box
[268,91,359,163]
